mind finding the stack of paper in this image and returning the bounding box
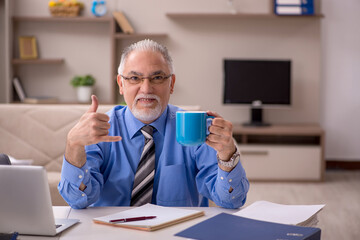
[234,200,325,227]
[93,203,204,231]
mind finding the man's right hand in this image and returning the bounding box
[65,95,122,168]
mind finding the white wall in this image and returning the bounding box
[321,0,360,160]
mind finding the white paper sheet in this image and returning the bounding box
[234,200,325,226]
[53,206,71,219]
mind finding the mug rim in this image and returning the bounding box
[176,111,206,114]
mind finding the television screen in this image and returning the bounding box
[223,59,291,105]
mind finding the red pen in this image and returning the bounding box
[109,216,157,223]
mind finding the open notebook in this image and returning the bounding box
[93,203,204,231]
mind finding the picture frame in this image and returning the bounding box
[19,36,38,59]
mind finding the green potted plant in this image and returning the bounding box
[70,74,96,103]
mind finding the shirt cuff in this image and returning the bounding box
[216,162,248,204]
[61,156,91,188]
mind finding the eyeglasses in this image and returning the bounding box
[121,74,172,85]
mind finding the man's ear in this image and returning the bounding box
[170,74,176,94]
[117,75,124,95]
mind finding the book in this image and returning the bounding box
[275,5,314,15]
[112,11,135,34]
[93,203,204,231]
[275,0,313,5]
[12,76,58,104]
[233,201,325,227]
[0,232,18,240]
[175,213,321,240]
[13,77,26,101]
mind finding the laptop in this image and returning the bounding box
[0,165,79,236]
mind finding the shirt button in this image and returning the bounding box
[229,179,232,183]
[220,177,224,180]
[79,175,83,179]
[232,196,235,199]
[85,169,88,173]
[82,193,85,197]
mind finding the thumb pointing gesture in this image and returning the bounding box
[88,95,98,113]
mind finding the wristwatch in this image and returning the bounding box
[217,148,240,168]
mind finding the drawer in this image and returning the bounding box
[239,145,322,181]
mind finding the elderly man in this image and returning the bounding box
[59,39,249,209]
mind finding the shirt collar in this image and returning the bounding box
[125,106,168,139]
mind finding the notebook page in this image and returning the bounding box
[93,203,203,227]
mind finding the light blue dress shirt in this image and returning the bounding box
[58,104,249,209]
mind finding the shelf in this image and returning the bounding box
[114,33,168,39]
[12,16,112,23]
[166,12,324,19]
[12,58,65,65]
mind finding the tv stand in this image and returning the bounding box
[243,122,271,127]
[244,103,270,127]
[233,124,325,181]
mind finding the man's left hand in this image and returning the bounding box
[206,111,236,166]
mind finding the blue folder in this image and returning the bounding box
[175,213,321,240]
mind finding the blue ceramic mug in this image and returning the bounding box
[176,111,214,146]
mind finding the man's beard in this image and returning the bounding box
[131,94,162,123]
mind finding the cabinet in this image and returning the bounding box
[8,15,167,104]
[233,124,325,181]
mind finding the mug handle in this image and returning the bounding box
[206,115,215,135]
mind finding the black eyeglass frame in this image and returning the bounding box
[120,74,172,85]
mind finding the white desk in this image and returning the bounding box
[22,206,238,240]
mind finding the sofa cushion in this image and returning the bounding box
[47,171,68,206]
[0,104,113,172]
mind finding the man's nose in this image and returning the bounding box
[140,79,152,93]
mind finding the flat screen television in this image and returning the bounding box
[223,59,291,126]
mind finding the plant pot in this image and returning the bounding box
[76,86,93,103]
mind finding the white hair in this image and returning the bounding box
[117,39,174,75]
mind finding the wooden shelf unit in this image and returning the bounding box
[10,16,167,104]
[233,124,325,182]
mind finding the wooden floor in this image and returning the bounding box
[243,170,360,240]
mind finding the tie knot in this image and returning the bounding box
[141,125,154,139]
